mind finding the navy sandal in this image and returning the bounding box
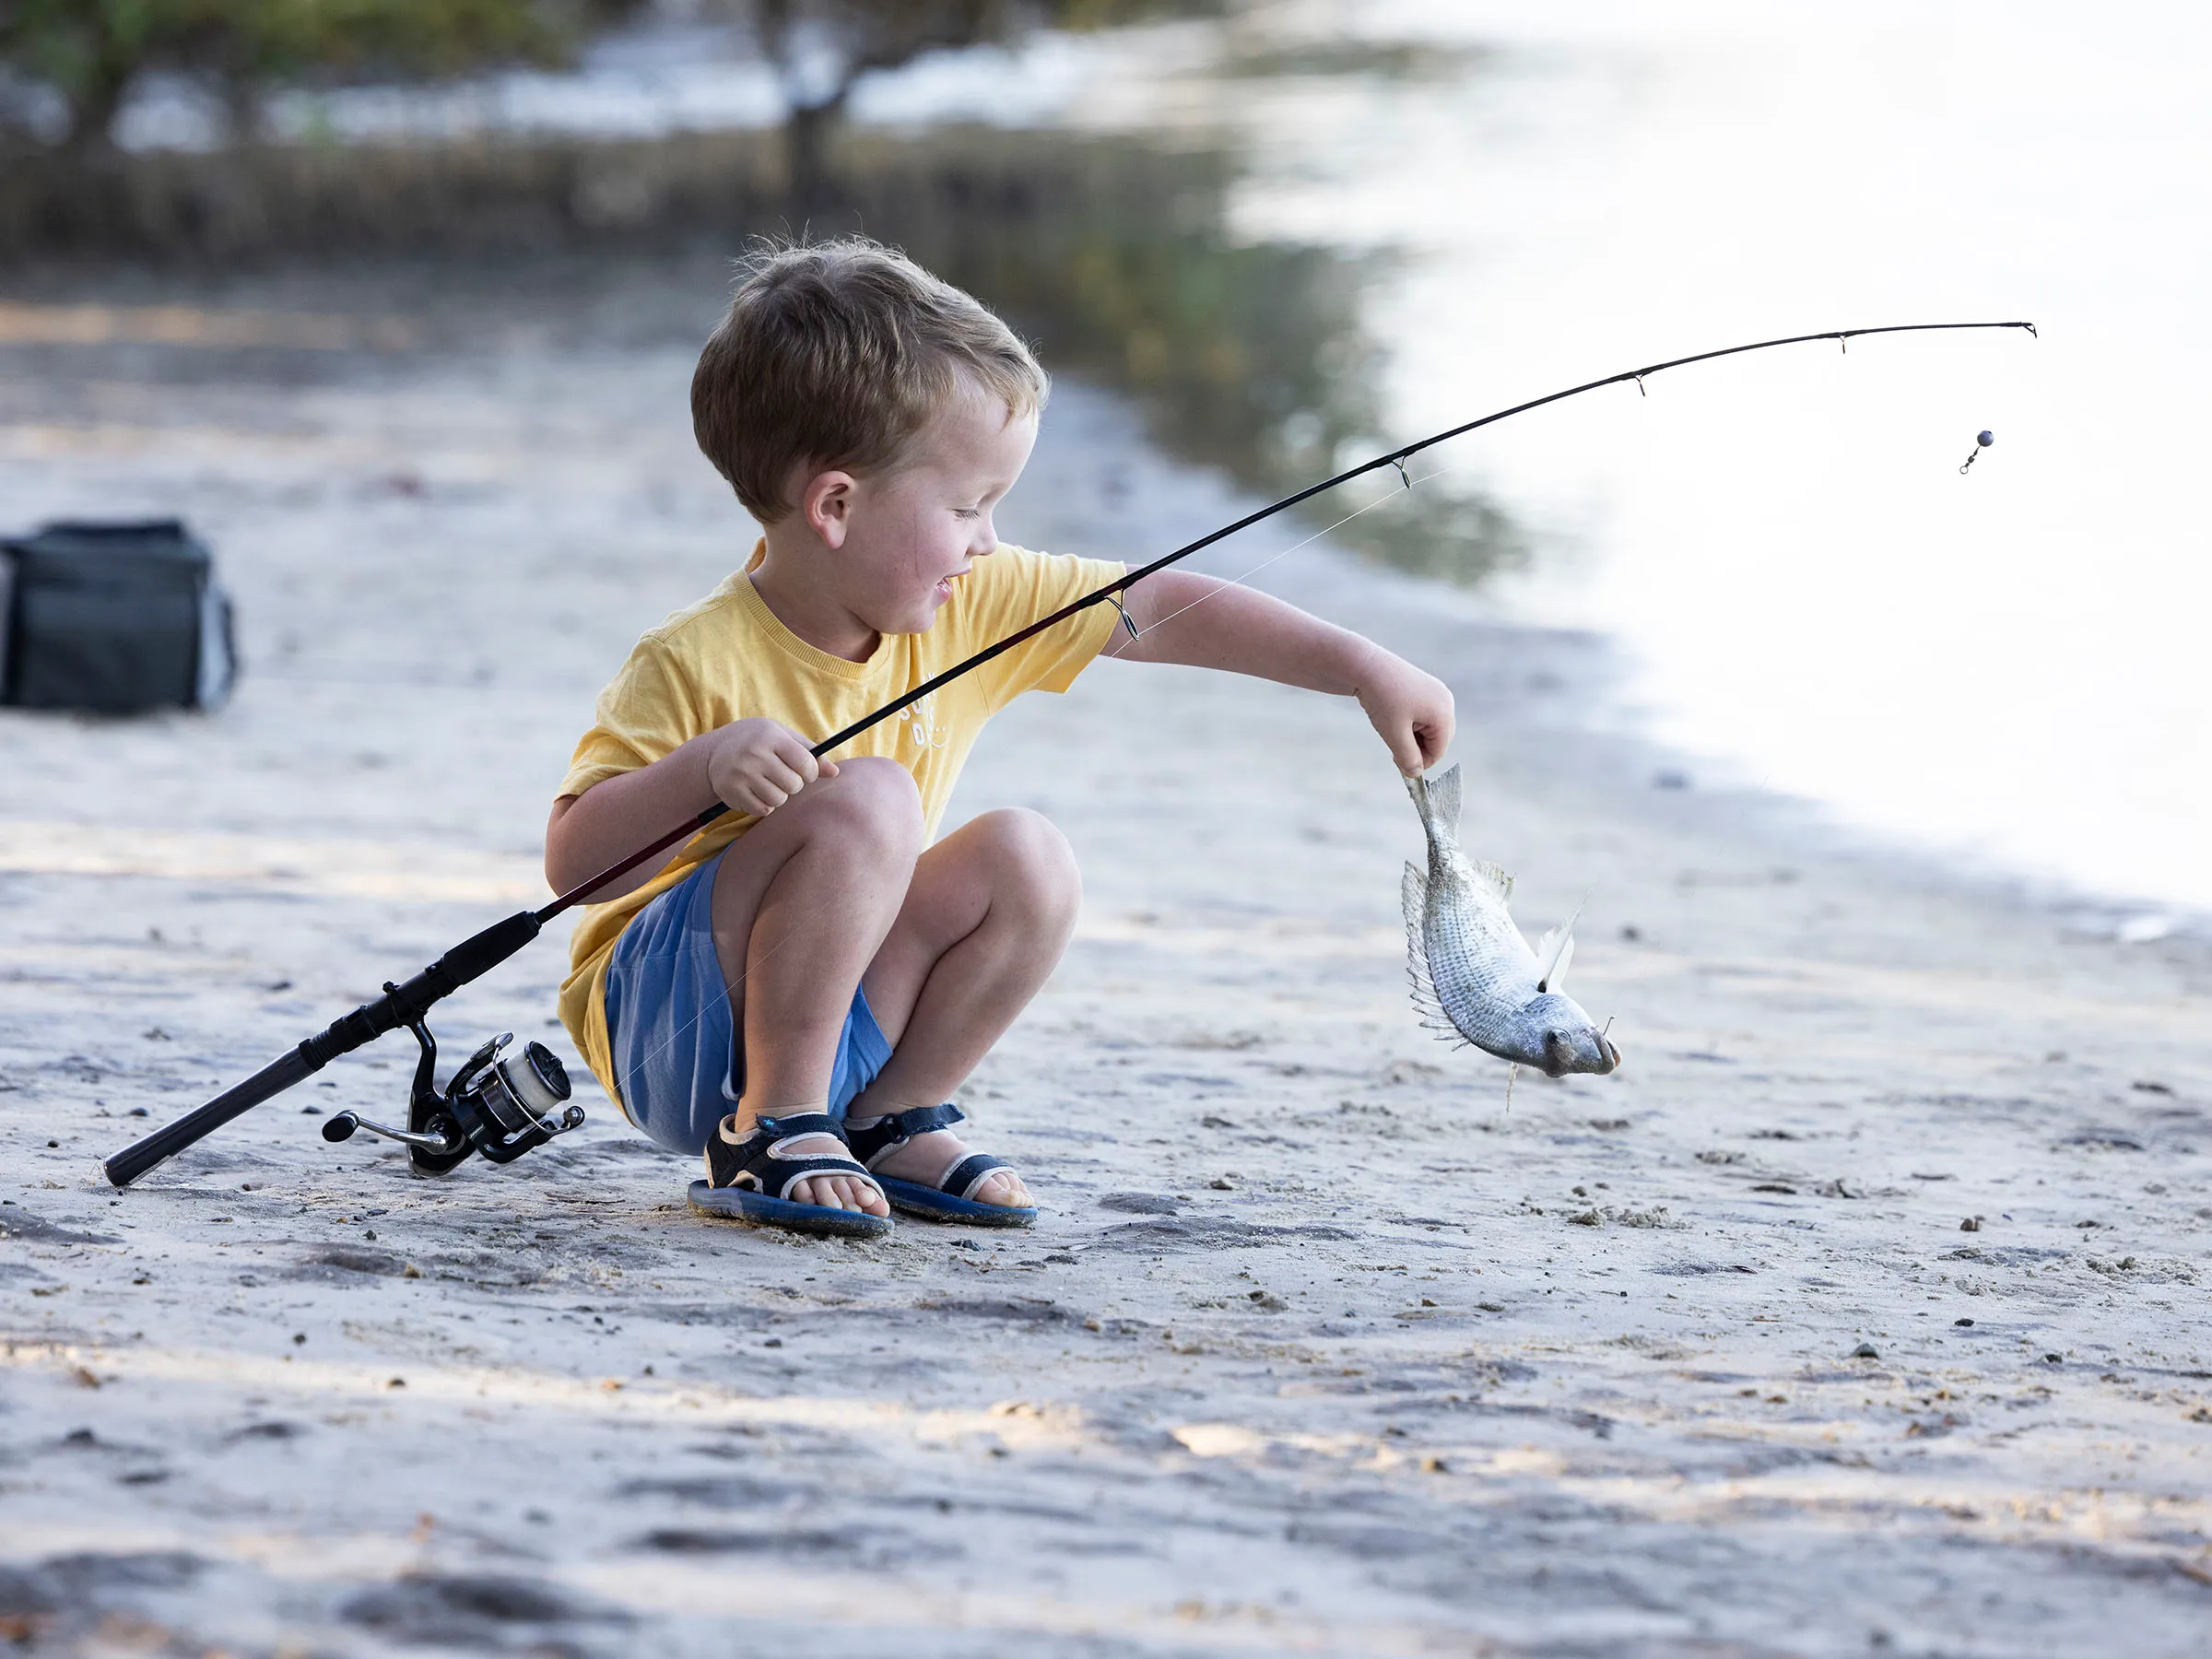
[688,1112,893,1239]
[842,1103,1037,1228]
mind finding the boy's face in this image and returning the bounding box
[820,378,1039,637]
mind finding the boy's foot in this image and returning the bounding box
[845,1105,1036,1226]
[691,1112,893,1237]
[760,1130,893,1215]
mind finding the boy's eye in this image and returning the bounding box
[954,507,982,520]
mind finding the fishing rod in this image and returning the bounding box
[102,317,2034,1188]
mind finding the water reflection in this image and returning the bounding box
[823,128,1522,585]
[0,41,1522,587]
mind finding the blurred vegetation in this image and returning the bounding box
[1215,37,1492,81]
[715,1,1218,206]
[0,6,1517,584]
[833,129,1520,584]
[0,0,631,148]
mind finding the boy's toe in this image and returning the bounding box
[764,1135,890,1214]
[807,1173,884,1216]
[977,1170,1030,1207]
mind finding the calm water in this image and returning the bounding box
[118,3,2208,918]
[1093,2,2212,920]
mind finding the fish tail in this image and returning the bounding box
[1430,762,1463,833]
[1405,762,1464,849]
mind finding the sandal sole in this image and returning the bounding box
[878,1178,1037,1228]
[688,1180,894,1238]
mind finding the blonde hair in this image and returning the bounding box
[691,238,1048,524]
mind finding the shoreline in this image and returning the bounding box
[1030,382,2212,956]
[2,270,2207,1655]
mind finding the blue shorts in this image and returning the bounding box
[602,847,894,1157]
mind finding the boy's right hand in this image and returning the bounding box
[705,718,838,817]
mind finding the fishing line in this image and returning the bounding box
[104,317,2034,1186]
[1100,448,1478,654]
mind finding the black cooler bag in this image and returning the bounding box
[1,519,237,713]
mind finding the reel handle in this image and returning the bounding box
[322,1110,462,1155]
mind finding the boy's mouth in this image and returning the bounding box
[933,567,971,602]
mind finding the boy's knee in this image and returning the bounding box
[813,757,924,859]
[977,808,1080,922]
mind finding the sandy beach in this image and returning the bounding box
[2,267,2208,1657]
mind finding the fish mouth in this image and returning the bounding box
[1541,1030,1622,1077]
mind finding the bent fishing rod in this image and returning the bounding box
[103,317,2035,1188]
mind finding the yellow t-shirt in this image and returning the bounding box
[556,540,1124,1100]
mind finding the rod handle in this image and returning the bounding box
[103,1048,315,1187]
[101,910,542,1187]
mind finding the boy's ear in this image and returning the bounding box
[798,467,856,549]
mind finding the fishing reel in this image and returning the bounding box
[322,1005,584,1175]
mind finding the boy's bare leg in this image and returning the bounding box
[845,808,1082,1208]
[711,758,924,1216]
[710,780,1076,1212]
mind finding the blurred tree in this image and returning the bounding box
[738,0,1205,206]
[0,0,624,149]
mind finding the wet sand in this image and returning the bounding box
[2,273,2208,1657]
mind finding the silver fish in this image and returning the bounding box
[1402,764,1621,1077]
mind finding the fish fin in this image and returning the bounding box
[1535,906,1582,993]
[1470,860,1514,903]
[1400,860,1429,933]
[1401,862,1461,1039]
[1543,934,1575,992]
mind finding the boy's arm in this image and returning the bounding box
[1111,571,1454,775]
[545,718,834,901]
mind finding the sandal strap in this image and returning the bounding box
[938,1153,1016,1203]
[706,1113,883,1206]
[847,1102,967,1168]
[753,1111,847,1140]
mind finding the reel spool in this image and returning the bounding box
[323,1018,584,1174]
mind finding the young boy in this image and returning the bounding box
[547,239,1452,1237]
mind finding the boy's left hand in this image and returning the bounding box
[1355,652,1455,775]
